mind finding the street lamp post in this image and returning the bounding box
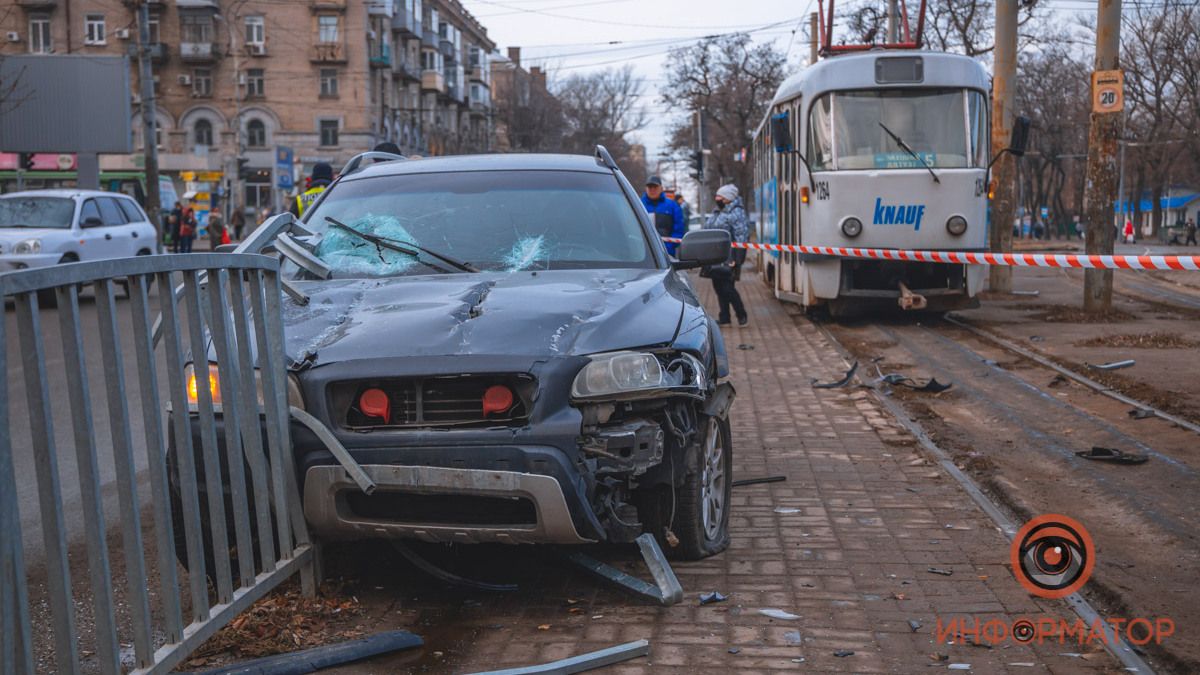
[215,12,243,222]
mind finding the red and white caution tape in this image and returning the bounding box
[662,238,1200,271]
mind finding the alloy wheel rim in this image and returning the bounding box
[700,417,726,541]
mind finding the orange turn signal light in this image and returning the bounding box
[800,186,810,204]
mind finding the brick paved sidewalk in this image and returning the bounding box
[325,272,1119,674]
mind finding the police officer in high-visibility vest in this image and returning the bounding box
[293,162,333,218]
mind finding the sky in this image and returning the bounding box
[459,0,818,180]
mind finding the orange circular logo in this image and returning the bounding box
[1010,514,1094,599]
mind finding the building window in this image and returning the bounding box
[181,14,213,43]
[318,15,339,43]
[319,69,339,97]
[246,119,267,148]
[139,121,163,150]
[244,16,265,45]
[246,68,265,97]
[192,68,213,97]
[29,15,51,54]
[148,16,161,43]
[194,119,213,147]
[319,119,339,147]
[85,14,106,45]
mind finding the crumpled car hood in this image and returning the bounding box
[283,268,687,366]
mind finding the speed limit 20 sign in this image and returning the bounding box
[1092,70,1124,114]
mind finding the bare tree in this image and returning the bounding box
[924,0,1041,56]
[555,65,649,182]
[493,71,566,153]
[660,34,788,207]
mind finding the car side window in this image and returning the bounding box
[98,198,128,226]
[116,198,147,223]
[79,199,103,226]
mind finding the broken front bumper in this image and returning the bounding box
[303,464,593,545]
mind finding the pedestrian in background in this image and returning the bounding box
[207,209,226,249]
[292,162,334,218]
[177,203,196,253]
[1187,218,1197,246]
[641,175,684,255]
[1123,218,1136,244]
[703,184,749,327]
[231,206,246,242]
[675,191,691,227]
[168,201,183,253]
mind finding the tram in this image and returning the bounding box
[751,2,999,314]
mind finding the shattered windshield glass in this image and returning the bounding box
[301,170,654,277]
[0,197,75,229]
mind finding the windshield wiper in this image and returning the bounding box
[325,217,478,273]
[879,122,940,184]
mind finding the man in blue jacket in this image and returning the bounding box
[641,175,685,255]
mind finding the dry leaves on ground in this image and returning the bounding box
[1075,331,1200,349]
[183,582,364,668]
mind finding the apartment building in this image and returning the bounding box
[0,0,495,217]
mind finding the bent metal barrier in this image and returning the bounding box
[662,237,1200,271]
[0,254,314,674]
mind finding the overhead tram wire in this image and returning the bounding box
[516,19,804,65]
[474,0,635,18]
[463,0,802,31]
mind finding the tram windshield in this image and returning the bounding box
[809,88,988,171]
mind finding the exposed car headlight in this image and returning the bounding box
[184,362,305,411]
[841,217,863,238]
[13,239,41,255]
[572,351,665,399]
[946,215,968,236]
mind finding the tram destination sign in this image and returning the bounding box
[1091,70,1124,114]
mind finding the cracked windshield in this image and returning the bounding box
[301,170,654,276]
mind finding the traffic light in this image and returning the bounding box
[18,153,34,171]
[237,157,250,180]
[688,150,704,180]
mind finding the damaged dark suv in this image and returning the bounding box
[172,147,736,560]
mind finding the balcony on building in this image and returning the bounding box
[421,70,446,94]
[366,0,393,17]
[395,59,420,81]
[176,0,219,7]
[15,0,58,8]
[393,8,421,37]
[310,42,347,63]
[310,0,347,12]
[369,40,391,68]
[179,41,216,62]
[127,42,169,64]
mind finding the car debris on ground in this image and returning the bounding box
[732,475,787,488]
[812,361,859,388]
[1086,359,1136,371]
[465,639,650,675]
[1075,446,1149,465]
[186,630,423,675]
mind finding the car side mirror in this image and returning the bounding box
[770,112,794,153]
[1009,116,1031,157]
[673,229,731,270]
[82,216,104,228]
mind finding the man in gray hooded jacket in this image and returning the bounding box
[703,184,749,326]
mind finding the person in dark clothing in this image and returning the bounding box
[1187,218,1197,246]
[703,184,750,326]
[291,162,334,218]
[373,141,402,162]
[168,201,183,253]
[640,175,685,255]
[230,206,246,241]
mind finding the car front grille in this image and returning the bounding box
[335,374,534,429]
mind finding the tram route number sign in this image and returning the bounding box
[1091,70,1124,114]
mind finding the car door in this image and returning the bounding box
[114,197,154,254]
[95,197,135,259]
[76,198,116,261]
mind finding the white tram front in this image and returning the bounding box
[752,51,991,314]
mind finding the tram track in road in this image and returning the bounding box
[807,313,1200,674]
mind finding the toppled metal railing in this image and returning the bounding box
[0,253,314,674]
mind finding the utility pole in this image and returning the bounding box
[886,0,899,43]
[137,1,163,249]
[695,109,706,214]
[988,0,1018,293]
[1083,0,1122,312]
[809,12,819,65]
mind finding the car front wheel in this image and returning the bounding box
[641,415,732,560]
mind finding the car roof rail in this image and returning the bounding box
[340,151,407,177]
[594,145,618,171]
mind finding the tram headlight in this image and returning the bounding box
[946,215,968,236]
[841,217,863,238]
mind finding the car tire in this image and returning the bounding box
[34,254,80,309]
[639,415,732,560]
